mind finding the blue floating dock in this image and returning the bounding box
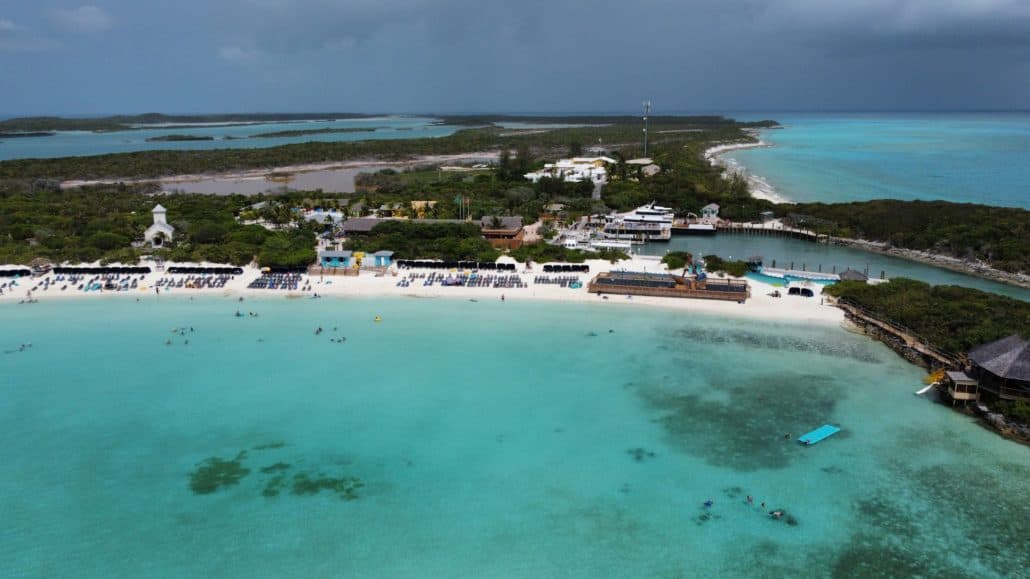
[798,424,841,446]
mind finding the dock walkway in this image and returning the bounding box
[835,298,957,367]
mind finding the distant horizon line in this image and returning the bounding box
[2,109,1030,120]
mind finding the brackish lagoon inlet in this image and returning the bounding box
[2,297,1027,577]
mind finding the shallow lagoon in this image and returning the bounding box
[0,117,456,161]
[1,297,1027,577]
[642,234,1030,301]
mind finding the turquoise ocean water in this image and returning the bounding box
[726,113,1030,209]
[2,296,1028,577]
[0,117,458,161]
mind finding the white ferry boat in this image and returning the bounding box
[561,238,634,252]
[602,202,674,242]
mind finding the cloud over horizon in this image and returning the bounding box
[2,0,1029,114]
[53,5,113,33]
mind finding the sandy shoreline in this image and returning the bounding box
[0,258,843,326]
[703,139,789,204]
[59,152,500,190]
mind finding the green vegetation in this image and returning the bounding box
[703,255,749,277]
[344,220,499,261]
[823,278,1030,353]
[784,200,1030,274]
[0,188,315,267]
[0,116,760,181]
[0,131,56,138]
[993,400,1030,424]
[250,127,376,138]
[189,451,251,495]
[0,112,371,133]
[145,134,215,142]
[291,473,364,501]
[661,251,694,271]
[510,242,628,264]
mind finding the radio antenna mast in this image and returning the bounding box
[642,100,652,156]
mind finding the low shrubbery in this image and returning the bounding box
[702,254,749,277]
[823,278,1030,354]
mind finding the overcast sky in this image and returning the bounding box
[2,1,1029,115]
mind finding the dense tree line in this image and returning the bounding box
[783,200,1029,273]
[0,188,314,267]
[0,113,372,133]
[509,242,627,264]
[342,221,499,262]
[824,278,1030,354]
[0,119,755,181]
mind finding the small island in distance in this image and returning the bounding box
[144,134,217,142]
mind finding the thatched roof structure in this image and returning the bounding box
[968,335,1030,382]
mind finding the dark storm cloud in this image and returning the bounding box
[1,0,1029,113]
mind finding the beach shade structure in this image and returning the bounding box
[839,269,868,282]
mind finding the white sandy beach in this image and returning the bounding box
[704,140,790,204]
[0,257,843,326]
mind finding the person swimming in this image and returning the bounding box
[703,499,714,508]
[770,510,784,519]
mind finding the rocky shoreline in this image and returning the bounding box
[840,314,1029,446]
[830,237,1030,291]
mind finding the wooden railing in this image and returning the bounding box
[835,297,959,365]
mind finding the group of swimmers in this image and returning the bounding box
[234,311,259,318]
[315,326,348,343]
[703,495,788,521]
[164,326,196,346]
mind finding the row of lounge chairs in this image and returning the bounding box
[247,273,306,291]
[155,274,234,289]
[534,276,582,288]
[396,272,526,289]
[541,264,590,273]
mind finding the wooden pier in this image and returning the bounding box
[835,297,957,368]
[669,221,825,242]
[716,222,823,241]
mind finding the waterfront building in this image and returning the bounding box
[371,250,394,267]
[480,216,525,249]
[943,371,980,404]
[144,204,175,247]
[966,335,1030,401]
[318,250,353,268]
